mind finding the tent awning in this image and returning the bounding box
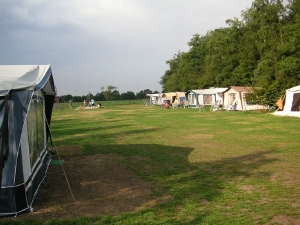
[187,88,227,95]
[146,94,159,97]
[162,92,176,98]
[287,85,300,92]
[176,92,185,97]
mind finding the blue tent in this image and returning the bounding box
[0,65,56,216]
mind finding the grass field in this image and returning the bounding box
[2,103,300,224]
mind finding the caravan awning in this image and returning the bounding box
[146,94,159,97]
[176,92,185,97]
[190,88,227,95]
[162,92,176,98]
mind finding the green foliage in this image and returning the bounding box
[59,88,160,102]
[101,85,117,102]
[160,0,300,105]
[120,91,136,100]
[160,51,183,92]
[136,89,153,99]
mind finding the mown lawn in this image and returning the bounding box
[2,103,300,224]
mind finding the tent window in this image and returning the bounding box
[179,97,185,102]
[228,93,236,105]
[27,98,45,168]
[203,95,213,105]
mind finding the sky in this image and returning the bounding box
[0,0,256,96]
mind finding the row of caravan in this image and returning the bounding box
[147,86,268,111]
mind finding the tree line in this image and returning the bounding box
[160,0,300,105]
[58,85,158,103]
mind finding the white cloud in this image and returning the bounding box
[1,0,260,95]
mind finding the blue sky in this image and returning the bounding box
[0,0,257,95]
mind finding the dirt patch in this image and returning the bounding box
[56,145,83,156]
[270,171,300,187]
[8,153,154,222]
[267,214,300,225]
[238,184,254,194]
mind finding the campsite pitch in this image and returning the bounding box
[7,150,154,222]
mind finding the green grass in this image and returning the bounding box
[3,104,300,224]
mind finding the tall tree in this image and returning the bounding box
[276,0,300,92]
[160,52,182,92]
[242,0,285,87]
[160,0,300,105]
[120,91,136,100]
[136,89,153,99]
[102,85,117,102]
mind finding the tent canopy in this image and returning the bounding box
[0,65,55,96]
[162,92,176,98]
[176,92,185,97]
[189,88,227,95]
[146,94,159,97]
[287,85,300,92]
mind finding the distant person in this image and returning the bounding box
[163,102,169,109]
[55,95,59,108]
[83,100,86,108]
[91,99,95,109]
[69,99,73,109]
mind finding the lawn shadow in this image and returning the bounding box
[1,142,278,224]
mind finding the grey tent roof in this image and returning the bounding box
[188,88,227,95]
[0,65,55,96]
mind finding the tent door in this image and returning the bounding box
[291,93,300,111]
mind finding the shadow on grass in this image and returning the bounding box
[0,143,277,224]
[51,120,162,146]
[1,104,293,224]
[7,112,276,224]
[80,143,277,224]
